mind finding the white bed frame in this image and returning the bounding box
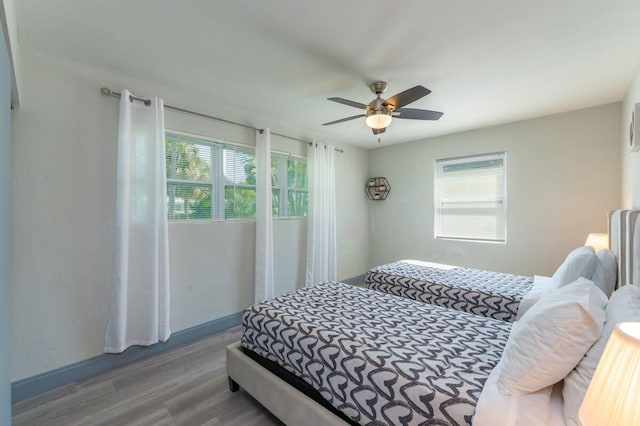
[227,210,639,425]
[226,341,348,425]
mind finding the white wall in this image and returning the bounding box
[369,103,621,276]
[336,146,371,279]
[12,47,370,381]
[621,64,640,208]
[0,22,12,426]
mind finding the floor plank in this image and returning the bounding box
[12,326,282,426]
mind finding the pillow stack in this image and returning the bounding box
[496,278,607,395]
[516,246,599,319]
[549,246,598,289]
[495,246,624,425]
[562,284,640,426]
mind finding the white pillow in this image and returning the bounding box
[516,275,553,320]
[474,366,555,426]
[496,278,606,395]
[550,246,597,289]
[590,249,617,298]
[562,284,640,426]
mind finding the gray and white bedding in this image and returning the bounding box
[365,260,534,322]
[241,282,511,426]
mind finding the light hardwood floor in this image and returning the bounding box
[12,326,283,426]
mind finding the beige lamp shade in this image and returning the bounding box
[584,233,609,252]
[579,322,640,426]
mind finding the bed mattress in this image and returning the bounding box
[241,282,511,426]
[365,260,534,322]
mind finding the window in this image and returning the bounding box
[271,154,308,217]
[165,132,256,221]
[223,146,256,219]
[434,152,506,242]
[165,132,307,221]
[166,134,214,220]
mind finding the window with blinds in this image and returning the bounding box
[223,146,256,219]
[165,132,307,221]
[271,154,308,217]
[166,134,214,220]
[434,153,506,242]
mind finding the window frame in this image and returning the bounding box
[433,152,507,244]
[221,144,258,221]
[165,129,307,223]
[165,130,257,223]
[271,153,308,219]
[165,131,217,222]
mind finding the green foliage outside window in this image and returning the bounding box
[286,158,308,217]
[224,148,256,219]
[225,187,256,218]
[166,138,212,220]
[165,133,307,221]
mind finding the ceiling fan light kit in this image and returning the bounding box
[323,81,443,137]
[365,112,392,129]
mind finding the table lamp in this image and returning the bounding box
[579,322,640,426]
[584,233,609,252]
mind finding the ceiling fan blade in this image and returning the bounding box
[322,114,366,126]
[383,86,431,109]
[394,108,443,120]
[328,97,369,110]
[372,127,386,135]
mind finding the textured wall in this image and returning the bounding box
[369,103,621,276]
[11,47,370,381]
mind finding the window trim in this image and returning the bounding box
[434,151,507,244]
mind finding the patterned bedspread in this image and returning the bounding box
[365,261,534,322]
[241,282,511,426]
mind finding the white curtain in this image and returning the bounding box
[305,142,337,286]
[255,128,274,302]
[105,89,171,353]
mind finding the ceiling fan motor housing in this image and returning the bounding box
[369,97,387,113]
[370,81,388,95]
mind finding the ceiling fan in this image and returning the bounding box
[322,81,443,135]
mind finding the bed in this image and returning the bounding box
[365,260,534,322]
[228,282,585,425]
[227,210,639,425]
[234,282,510,425]
[365,210,634,323]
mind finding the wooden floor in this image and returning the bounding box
[12,326,283,426]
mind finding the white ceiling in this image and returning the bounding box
[16,0,640,148]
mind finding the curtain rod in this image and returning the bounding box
[100,87,343,153]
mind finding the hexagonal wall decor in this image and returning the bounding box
[365,177,390,200]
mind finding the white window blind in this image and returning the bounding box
[165,132,257,221]
[223,146,256,219]
[165,134,214,220]
[434,153,506,242]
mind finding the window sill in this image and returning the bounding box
[168,216,307,224]
[435,236,507,245]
